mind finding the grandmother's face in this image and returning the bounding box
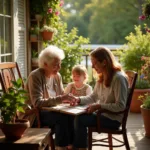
[45,57,61,75]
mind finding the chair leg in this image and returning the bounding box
[123,132,130,150]
[50,133,55,150]
[88,128,92,150]
[108,134,113,150]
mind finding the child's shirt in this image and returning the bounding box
[64,82,92,96]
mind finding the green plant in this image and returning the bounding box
[0,78,27,124]
[46,22,90,83]
[139,93,150,109]
[135,79,150,89]
[40,25,58,34]
[120,25,150,73]
[32,50,38,58]
[30,0,63,28]
[30,26,40,35]
[141,56,150,84]
[143,0,150,20]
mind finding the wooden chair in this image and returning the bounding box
[88,70,138,150]
[0,62,55,150]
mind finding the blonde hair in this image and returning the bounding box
[72,64,89,83]
[38,45,65,68]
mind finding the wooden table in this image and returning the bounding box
[0,128,51,150]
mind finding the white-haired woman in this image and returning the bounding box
[26,45,73,150]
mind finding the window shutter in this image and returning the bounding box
[17,0,27,78]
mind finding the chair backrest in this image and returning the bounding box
[122,70,138,128]
[0,62,24,93]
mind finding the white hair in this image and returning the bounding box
[38,45,65,68]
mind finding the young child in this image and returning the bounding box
[64,64,92,150]
[64,64,92,96]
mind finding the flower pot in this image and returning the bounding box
[141,105,150,138]
[32,58,38,66]
[30,34,37,42]
[130,89,150,113]
[0,119,30,140]
[41,31,54,41]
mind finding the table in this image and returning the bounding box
[0,128,51,150]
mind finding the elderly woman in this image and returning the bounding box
[26,45,73,150]
[68,47,128,150]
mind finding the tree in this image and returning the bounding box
[62,0,145,44]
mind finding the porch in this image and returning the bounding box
[92,112,150,150]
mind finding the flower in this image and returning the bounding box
[139,15,146,20]
[40,25,58,35]
[141,56,150,84]
[43,0,64,27]
[138,93,150,109]
[139,0,150,32]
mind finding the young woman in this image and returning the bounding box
[67,47,128,150]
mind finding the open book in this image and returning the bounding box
[42,103,88,115]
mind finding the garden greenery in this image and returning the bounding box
[45,22,90,83]
[0,79,27,124]
[120,25,150,88]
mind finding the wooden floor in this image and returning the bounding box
[92,113,150,150]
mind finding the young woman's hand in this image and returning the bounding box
[86,104,101,113]
[61,93,80,106]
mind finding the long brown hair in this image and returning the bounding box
[90,47,123,87]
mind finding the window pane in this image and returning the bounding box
[0,16,4,54]
[4,0,11,15]
[1,55,12,62]
[0,0,3,14]
[5,17,11,53]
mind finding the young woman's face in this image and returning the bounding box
[72,72,85,84]
[45,58,61,75]
[91,57,106,74]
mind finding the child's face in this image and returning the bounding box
[72,72,85,84]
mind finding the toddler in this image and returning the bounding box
[65,64,92,96]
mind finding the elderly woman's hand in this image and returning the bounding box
[86,104,101,113]
[61,93,80,106]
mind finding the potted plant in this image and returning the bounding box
[29,26,40,42]
[40,25,57,41]
[0,78,30,140]
[139,93,150,137]
[31,50,39,66]
[119,25,150,113]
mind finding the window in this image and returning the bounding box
[0,0,12,62]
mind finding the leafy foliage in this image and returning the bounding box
[0,78,27,124]
[46,22,90,83]
[120,25,150,89]
[120,25,150,73]
[63,0,141,44]
[135,80,150,89]
[139,93,150,109]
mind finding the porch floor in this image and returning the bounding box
[92,112,150,150]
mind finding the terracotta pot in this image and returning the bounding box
[141,105,150,138]
[32,58,38,66]
[130,89,150,113]
[41,31,54,41]
[0,119,30,140]
[30,34,37,42]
